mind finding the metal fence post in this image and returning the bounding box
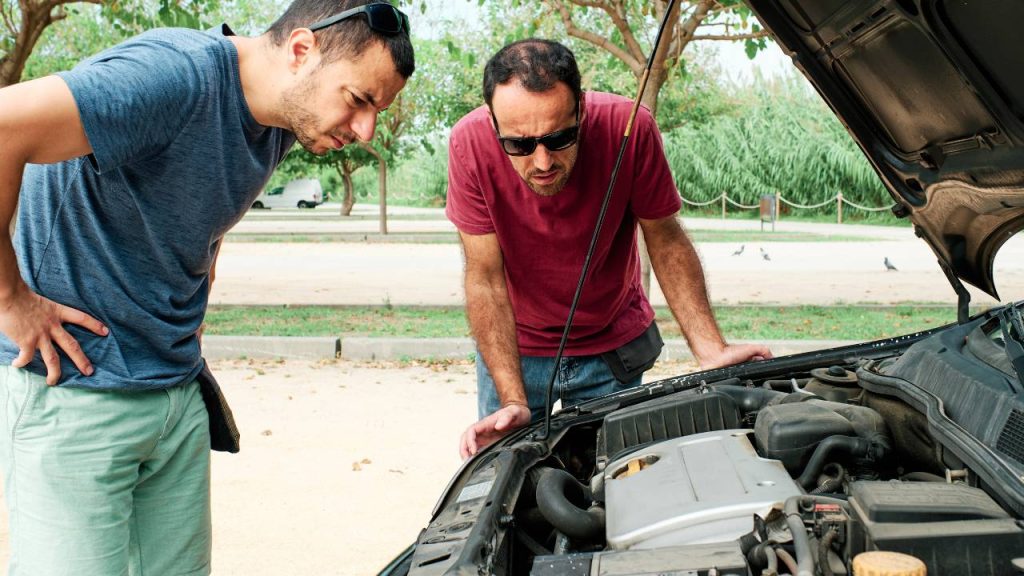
[837,191,843,224]
[721,192,726,220]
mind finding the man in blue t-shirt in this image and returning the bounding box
[0,1,413,574]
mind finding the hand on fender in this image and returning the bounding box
[459,403,532,459]
[699,343,773,370]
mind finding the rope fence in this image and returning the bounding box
[680,191,893,224]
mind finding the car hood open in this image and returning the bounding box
[744,0,1024,299]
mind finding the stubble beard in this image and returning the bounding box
[527,168,569,197]
[525,147,578,197]
[279,76,324,155]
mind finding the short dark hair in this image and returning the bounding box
[482,39,581,108]
[266,0,415,78]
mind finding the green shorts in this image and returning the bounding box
[0,366,211,575]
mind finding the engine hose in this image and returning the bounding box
[797,435,873,490]
[764,545,779,576]
[738,530,761,555]
[784,495,850,576]
[535,468,606,542]
[775,547,799,576]
[711,384,787,412]
[810,463,846,495]
[819,528,840,576]
[745,541,779,574]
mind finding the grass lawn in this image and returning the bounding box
[204,304,959,341]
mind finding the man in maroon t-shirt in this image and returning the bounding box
[447,39,772,458]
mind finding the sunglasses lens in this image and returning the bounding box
[366,5,402,34]
[540,127,579,151]
[501,138,537,156]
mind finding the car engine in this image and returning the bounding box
[403,310,1024,576]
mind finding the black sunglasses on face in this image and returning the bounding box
[495,103,581,157]
[308,3,409,35]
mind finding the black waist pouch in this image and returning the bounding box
[601,322,664,383]
[196,360,241,453]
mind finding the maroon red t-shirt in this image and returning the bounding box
[446,91,681,356]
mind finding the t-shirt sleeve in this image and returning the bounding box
[57,39,201,174]
[445,122,495,235]
[629,106,682,220]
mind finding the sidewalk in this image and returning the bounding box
[215,241,1024,307]
[200,335,862,362]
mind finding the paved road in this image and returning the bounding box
[213,205,1024,308]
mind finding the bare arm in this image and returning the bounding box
[461,231,524,407]
[458,231,531,457]
[0,76,108,384]
[640,215,772,368]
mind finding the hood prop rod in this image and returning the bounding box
[537,0,678,441]
[939,260,971,324]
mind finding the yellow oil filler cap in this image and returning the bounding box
[852,551,927,576]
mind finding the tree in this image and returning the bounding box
[1,0,213,87]
[542,0,769,115]
[1,0,98,85]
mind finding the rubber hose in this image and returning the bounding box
[797,435,870,490]
[738,530,761,555]
[810,463,845,495]
[535,468,605,541]
[819,528,839,576]
[784,495,849,576]
[775,547,799,576]
[711,384,787,412]
[764,545,779,576]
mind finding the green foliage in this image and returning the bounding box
[21,5,126,80]
[663,74,890,215]
[203,304,956,341]
[350,137,449,206]
[21,0,237,81]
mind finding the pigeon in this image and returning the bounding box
[731,244,745,256]
[760,247,771,261]
[884,257,898,271]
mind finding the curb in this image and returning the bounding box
[203,336,861,362]
[202,336,339,360]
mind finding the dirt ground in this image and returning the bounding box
[0,358,694,575]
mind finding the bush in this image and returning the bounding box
[663,75,890,216]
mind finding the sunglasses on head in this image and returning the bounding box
[494,102,580,157]
[308,3,409,35]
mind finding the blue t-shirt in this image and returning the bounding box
[0,25,295,390]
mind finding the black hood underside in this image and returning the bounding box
[744,0,1024,298]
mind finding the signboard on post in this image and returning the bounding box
[760,194,776,232]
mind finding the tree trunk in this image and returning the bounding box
[1,1,81,87]
[377,157,387,235]
[339,169,355,216]
[358,143,387,234]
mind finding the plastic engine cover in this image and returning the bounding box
[604,429,800,550]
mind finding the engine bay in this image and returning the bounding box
[404,306,1024,576]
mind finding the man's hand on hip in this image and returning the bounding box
[459,403,532,459]
[0,286,108,385]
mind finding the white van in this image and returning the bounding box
[251,178,323,209]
